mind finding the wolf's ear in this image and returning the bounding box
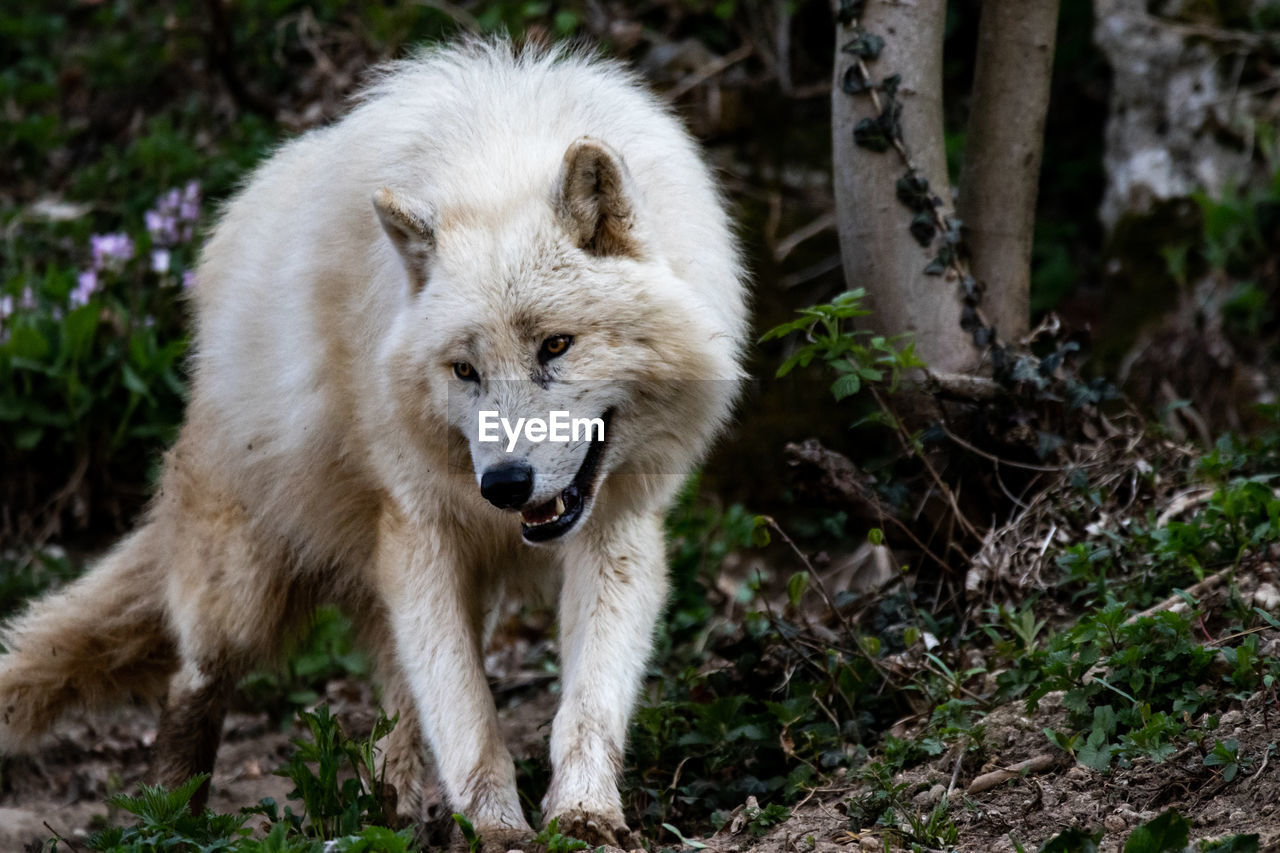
[557,138,641,258]
[374,187,435,294]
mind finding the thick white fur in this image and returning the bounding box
[0,38,747,840]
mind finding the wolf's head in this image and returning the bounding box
[375,137,742,543]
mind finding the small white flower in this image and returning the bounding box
[151,248,171,274]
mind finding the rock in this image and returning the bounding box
[913,783,948,808]
[0,807,52,850]
[1093,0,1275,227]
[1252,582,1280,612]
[1104,812,1128,833]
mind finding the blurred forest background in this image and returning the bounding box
[1,1,1279,851]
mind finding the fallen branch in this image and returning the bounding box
[1123,568,1230,627]
[966,754,1056,795]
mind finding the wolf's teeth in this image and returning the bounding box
[554,495,566,517]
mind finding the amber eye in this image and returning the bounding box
[539,335,573,363]
[453,362,479,382]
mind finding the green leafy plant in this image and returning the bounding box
[533,817,589,853]
[845,759,957,850]
[271,706,399,839]
[744,802,790,838]
[84,774,250,852]
[1003,601,1280,773]
[77,706,415,851]
[759,288,924,401]
[1030,826,1102,853]
[1203,738,1251,782]
[1028,810,1259,853]
[453,813,482,853]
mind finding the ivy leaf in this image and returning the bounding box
[1039,341,1081,376]
[881,98,903,139]
[1037,431,1065,460]
[942,214,964,245]
[836,0,866,25]
[909,212,936,247]
[854,99,902,152]
[923,245,954,276]
[853,117,891,152]
[1011,356,1047,388]
[895,170,933,212]
[880,73,901,96]
[841,30,884,60]
[841,66,869,95]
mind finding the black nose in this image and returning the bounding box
[480,462,534,510]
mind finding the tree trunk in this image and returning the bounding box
[831,0,976,373]
[958,0,1060,344]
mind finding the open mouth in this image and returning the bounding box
[519,409,612,543]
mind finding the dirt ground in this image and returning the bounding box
[0,677,560,850]
[3,664,1278,852]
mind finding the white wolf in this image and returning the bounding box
[0,39,747,845]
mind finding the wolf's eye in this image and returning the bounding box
[539,335,573,363]
[453,362,479,382]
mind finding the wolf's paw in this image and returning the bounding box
[549,811,641,851]
[461,826,536,853]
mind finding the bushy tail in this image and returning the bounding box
[0,524,176,751]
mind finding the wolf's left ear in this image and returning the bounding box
[374,187,435,294]
[557,138,642,258]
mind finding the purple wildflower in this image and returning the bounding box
[182,269,197,290]
[146,182,202,251]
[90,233,135,270]
[145,209,177,245]
[70,270,100,307]
[180,181,201,223]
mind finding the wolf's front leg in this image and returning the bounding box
[376,510,531,842]
[543,510,668,847]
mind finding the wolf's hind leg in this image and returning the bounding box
[150,662,235,810]
[148,497,311,810]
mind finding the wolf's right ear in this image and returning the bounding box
[557,138,642,258]
[374,187,436,294]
